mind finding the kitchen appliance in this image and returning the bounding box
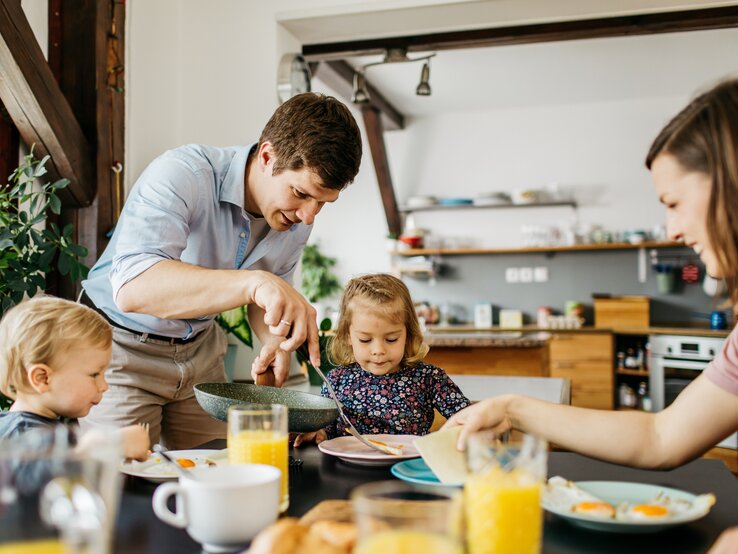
[649,334,737,449]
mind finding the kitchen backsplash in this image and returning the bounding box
[403,247,724,326]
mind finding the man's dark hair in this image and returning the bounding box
[258,93,362,190]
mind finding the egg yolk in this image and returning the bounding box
[631,504,669,518]
[177,458,196,468]
[572,501,615,518]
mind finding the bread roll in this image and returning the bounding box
[247,518,308,554]
[245,518,356,554]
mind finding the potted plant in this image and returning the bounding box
[216,305,252,382]
[295,316,337,386]
[299,243,341,385]
[0,147,90,410]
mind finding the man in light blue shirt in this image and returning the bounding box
[80,94,362,448]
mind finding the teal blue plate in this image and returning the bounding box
[391,458,461,487]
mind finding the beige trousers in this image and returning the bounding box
[80,321,227,449]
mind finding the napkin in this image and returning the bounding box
[413,427,468,485]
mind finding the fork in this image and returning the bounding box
[297,343,398,456]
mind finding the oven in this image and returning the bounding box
[649,334,737,450]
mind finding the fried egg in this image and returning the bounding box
[141,455,218,476]
[572,501,616,519]
[544,476,616,520]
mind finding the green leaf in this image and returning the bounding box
[58,252,71,275]
[49,194,61,215]
[216,306,253,348]
[51,178,70,190]
[37,248,55,269]
[0,239,11,250]
[67,243,88,257]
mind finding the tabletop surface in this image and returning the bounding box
[112,441,738,554]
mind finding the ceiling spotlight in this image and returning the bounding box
[351,49,436,104]
[416,62,431,96]
[351,71,370,104]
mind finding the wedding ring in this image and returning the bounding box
[279,319,292,326]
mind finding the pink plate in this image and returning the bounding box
[318,434,421,467]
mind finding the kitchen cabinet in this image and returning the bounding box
[548,332,613,409]
[425,345,549,377]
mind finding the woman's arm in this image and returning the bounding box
[444,374,738,469]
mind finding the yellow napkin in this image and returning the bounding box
[413,427,468,485]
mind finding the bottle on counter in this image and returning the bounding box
[637,381,652,411]
[619,383,637,408]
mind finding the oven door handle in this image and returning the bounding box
[656,358,710,371]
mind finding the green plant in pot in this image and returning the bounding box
[0,148,90,411]
[300,243,341,385]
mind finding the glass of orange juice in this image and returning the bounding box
[227,403,289,511]
[352,481,463,554]
[464,431,548,554]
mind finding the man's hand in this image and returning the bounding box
[248,271,320,368]
[251,339,292,386]
[293,429,327,447]
[442,396,514,451]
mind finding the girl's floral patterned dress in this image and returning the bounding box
[321,362,471,438]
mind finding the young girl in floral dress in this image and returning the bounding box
[294,273,470,446]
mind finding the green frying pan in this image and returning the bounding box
[194,382,338,433]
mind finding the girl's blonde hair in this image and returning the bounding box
[646,78,738,312]
[330,273,429,367]
[0,296,112,399]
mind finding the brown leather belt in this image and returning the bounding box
[88,300,201,345]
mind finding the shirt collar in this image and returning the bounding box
[219,143,256,208]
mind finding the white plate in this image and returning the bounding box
[119,449,228,482]
[318,434,421,467]
[542,480,714,533]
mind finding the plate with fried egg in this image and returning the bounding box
[542,476,715,533]
[119,449,228,482]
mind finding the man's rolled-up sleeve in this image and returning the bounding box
[110,157,201,301]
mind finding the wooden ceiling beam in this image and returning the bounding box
[302,5,738,59]
[311,60,404,131]
[0,0,94,207]
[362,106,402,237]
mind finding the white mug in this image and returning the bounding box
[152,464,280,553]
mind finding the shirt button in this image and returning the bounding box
[239,232,246,238]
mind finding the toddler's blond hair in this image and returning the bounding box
[0,296,111,399]
[330,273,429,367]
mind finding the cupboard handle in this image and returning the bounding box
[552,362,575,369]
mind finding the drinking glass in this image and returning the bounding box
[227,403,289,512]
[0,425,122,554]
[464,431,548,554]
[352,481,463,554]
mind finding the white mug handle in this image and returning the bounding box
[152,482,187,529]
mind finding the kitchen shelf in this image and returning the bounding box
[392,240,685,257]
[399,200,577,213]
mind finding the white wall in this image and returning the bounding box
[124,1,737,375]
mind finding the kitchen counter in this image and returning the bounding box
[424,331,549,347]
[426,324,732,338]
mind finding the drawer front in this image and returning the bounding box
[549,333,612,362]
[549,360,613,410]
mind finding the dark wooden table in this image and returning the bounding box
[114,442,738,553]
